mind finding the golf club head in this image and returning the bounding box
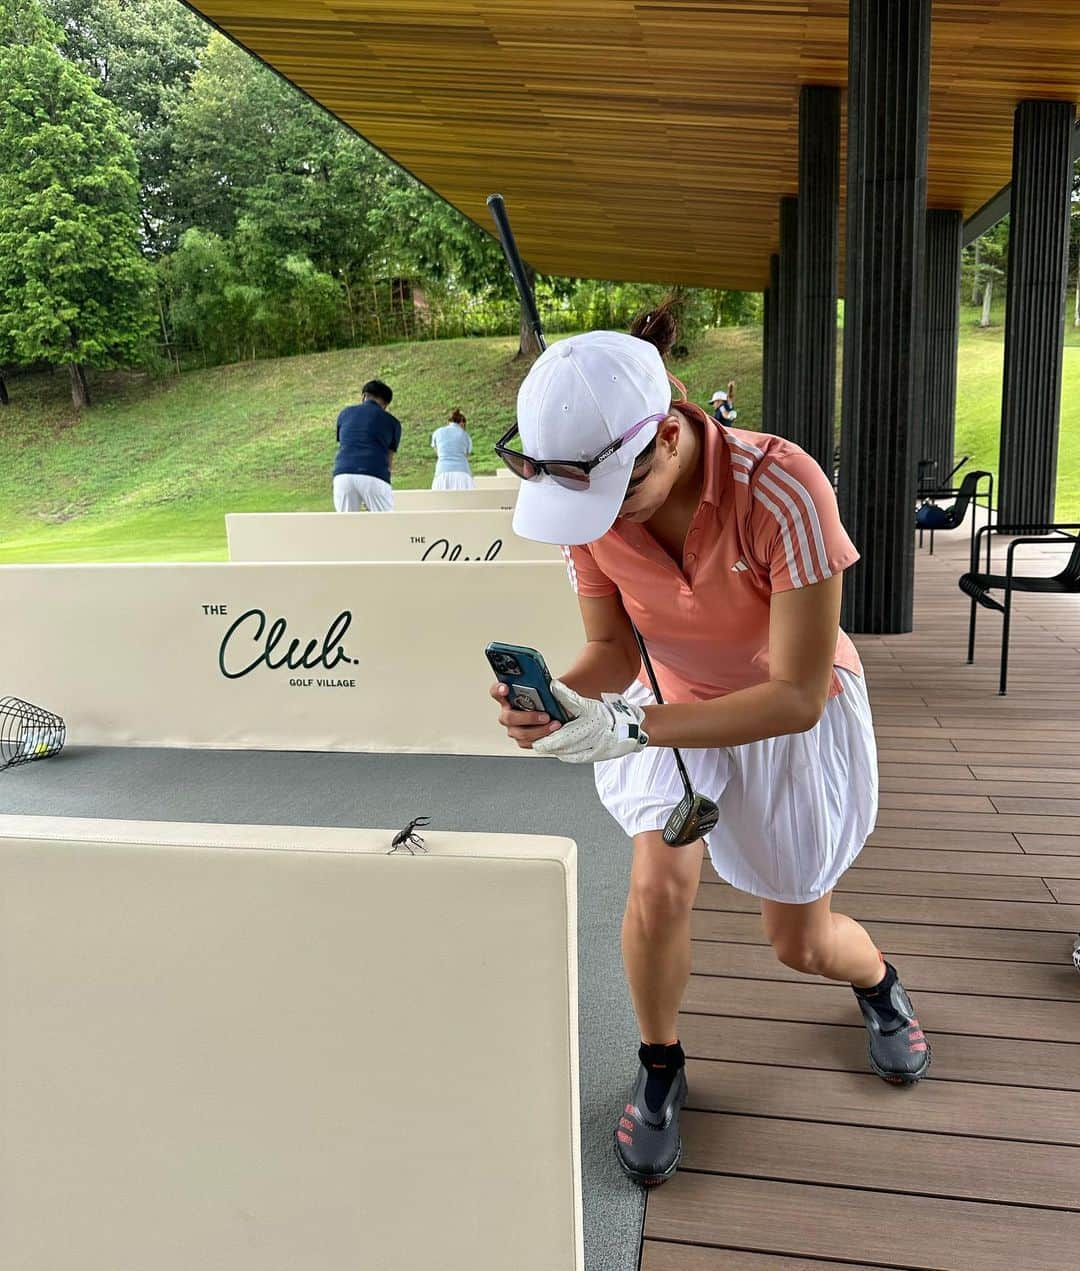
[662,790,720,847]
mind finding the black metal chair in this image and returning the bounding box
[916,468,993,565]
[916,457,943,497]
[959,523,1080,695]
[918,453,969,497]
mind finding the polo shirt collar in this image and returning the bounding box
[607,411,733,547]
[699,415,733,509]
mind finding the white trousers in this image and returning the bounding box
[432,471,475,491]
[332,473,394,512]
[594,667,879,903]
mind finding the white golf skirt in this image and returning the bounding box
[594,667,878,903]
[432,471,475,491]
[332,473,394,512]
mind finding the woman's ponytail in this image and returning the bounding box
[629,297,680,358]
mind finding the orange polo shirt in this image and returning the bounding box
[562,420,864,703]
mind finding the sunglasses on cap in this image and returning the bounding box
[495,413,665,491]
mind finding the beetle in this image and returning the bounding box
[388,815,430,855]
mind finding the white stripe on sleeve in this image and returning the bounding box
[758,470,820,585]
[727,434,766,461]
[767,463,831,580]
[752,486,804,588]
[560,545,579,594]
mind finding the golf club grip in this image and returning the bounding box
[486,193,547,353]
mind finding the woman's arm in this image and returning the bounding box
[491,593,640,748]
[642,573,842,749]
[558,593,642,699]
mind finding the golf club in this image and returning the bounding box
[486,192,719,847]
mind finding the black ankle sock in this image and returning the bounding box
[638,1040,685,1113]
[852,960,904,1028]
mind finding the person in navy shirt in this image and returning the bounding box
[710,381,737,424]
[332,379,402,511]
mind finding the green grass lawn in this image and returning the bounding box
[954,306,1080,517]
[0,310,1075,563]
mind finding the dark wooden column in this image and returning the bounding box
[999,99,1076,528]
[776,196,798,439]
[838,0,931,634]
[921,209,963,489]
[795,85,841,475]
[762,252,779,433]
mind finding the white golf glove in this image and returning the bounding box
[532,680,650,764]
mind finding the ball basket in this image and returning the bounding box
[0,696,66,771]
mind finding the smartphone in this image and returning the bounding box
[484,642,570,723]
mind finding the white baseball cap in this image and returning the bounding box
[710,390,728,403]
[511,332,671,545]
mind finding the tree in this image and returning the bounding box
[1069,217,1080,329]
[369,175,532,350]
[172,33,383,266]
[160,227,255,365]
[0,0,155,406]
[171,34,305,241]
[42,0,208,253]
[975,219,1008,327]
[234,217,343,355]
[1068,182,1080,328]
[149,23,552,359]
[169,32,390,350]
[971,239,981,306]
[962,219,1009,326]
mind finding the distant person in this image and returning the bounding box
[710,381,737,424]
[430,408,475,490]
[332,379,402,512]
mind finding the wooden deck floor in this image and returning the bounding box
[641,528,1080,1271]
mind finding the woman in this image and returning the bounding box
[430,408,474,490]
[489,305,929,1189]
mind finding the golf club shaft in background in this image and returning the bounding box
[486,194,547,355]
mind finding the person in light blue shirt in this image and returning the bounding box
[430,409,475,490]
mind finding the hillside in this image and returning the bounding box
[0,317,1076,562]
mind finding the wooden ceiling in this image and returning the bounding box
[185,1,1080,290]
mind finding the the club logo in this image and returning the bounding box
[419,538,503,562]
[217,608,359,682]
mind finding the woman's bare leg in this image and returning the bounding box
[760,892,883,986]
[621,830,706,1043]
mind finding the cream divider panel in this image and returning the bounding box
[0,562,581,754]
[391,487,516,511]
[472,474,519,488]
[226,509,559,563]
[0,815,582,1271]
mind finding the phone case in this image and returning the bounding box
[484,642,569,723]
